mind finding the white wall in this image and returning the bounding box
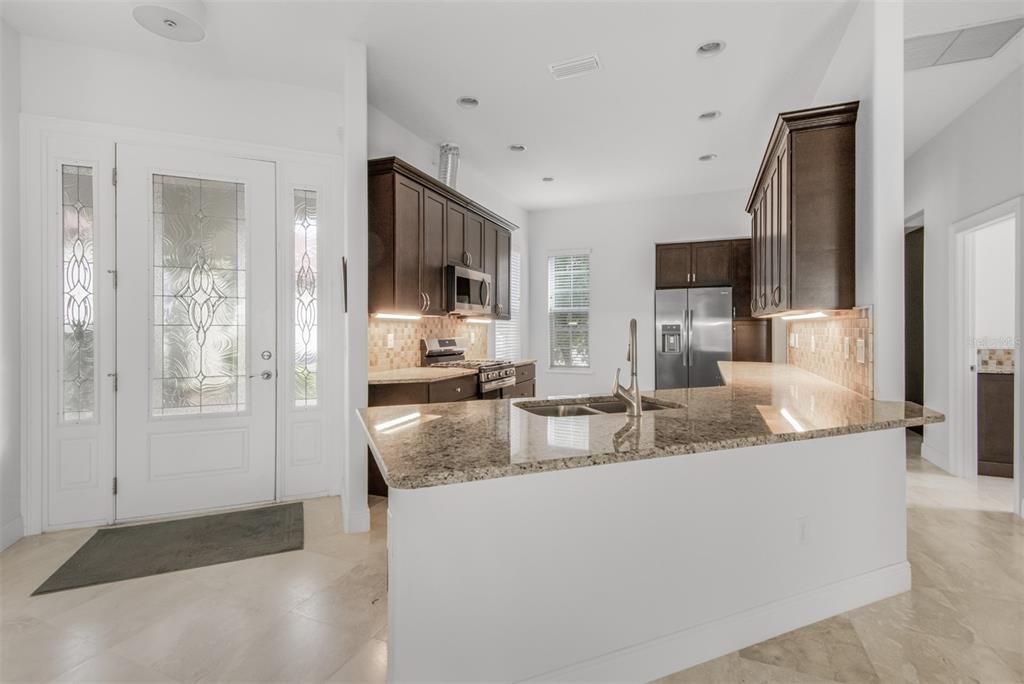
[973,218,1016,349]
[368,105,531,360]
[906,68,1024,471]
[20,36,345,153]
[1,20,23,550]
[811,0,905,401]
[527,188,749,397]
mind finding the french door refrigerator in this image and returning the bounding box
[655,287,733,389]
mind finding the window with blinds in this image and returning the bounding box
[548,253,590,369]
[495,251,522,360]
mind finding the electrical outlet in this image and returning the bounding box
[790,333,798,348]
[843,336,850,359]
[810,335,816,353]
[856,338,866,364]
[386,333,395,349]
[470,331,477,344]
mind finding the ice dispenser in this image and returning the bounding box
[661,323,682,354]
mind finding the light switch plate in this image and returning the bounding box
[843,337,850,359]
[856,338,866,364]
[470,331,477,344]
[810,335,816,352]
[790,333,798,348]
[386,333,395,349]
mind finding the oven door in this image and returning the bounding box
[446,265,493,315]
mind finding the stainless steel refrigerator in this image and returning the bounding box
[655,287,733,389]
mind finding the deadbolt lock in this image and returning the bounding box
[261,350,272,360]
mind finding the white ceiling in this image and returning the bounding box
[904,0,1024,157]
[3,1,860,210]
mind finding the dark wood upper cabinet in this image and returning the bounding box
[655,243,692,288]
[493,222,512,320]
[369,157,518,317]
[465,212,484,270]
[731,239,752,319]
[732,319,772,363]
[692,241,733,286]
[422,189,448,315]
[746,101,858,318]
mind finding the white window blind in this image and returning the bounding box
[548,253,590,369]
[495,251,521,360]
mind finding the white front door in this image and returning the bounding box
[115,144,278,520]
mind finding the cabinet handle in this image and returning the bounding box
[760,293,767,309]
[771,286,781,307]
[420,292,427,312]
[455,386,462,393]
[751,297,758,313]
[425,292,431,311]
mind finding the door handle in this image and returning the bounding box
[341,256,349,313]
[260,370,274,380]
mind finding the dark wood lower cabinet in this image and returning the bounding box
[978,373,1014,478]
[732,320,772,363]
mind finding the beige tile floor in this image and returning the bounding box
[1,432,1020,683]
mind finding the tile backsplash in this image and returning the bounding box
[368,317,489,371]
[977,348,1015,373]
[787,308,874,398]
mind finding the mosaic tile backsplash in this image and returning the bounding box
[368,317,489,371]
[787,308,874,398]
[977,348,1015,374]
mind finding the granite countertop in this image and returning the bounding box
[368,360,538,385]
[358,362,944,490]
[367,367,476,385]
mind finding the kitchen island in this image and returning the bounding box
[359,362,942,682]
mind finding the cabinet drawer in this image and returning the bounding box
[502,379,535,399]
[429,375,477,403]
[514,363,535,384]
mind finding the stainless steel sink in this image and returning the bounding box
[519,404,601,417]
[517,398,677,417]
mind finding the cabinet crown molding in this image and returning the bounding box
[745,101,859,213]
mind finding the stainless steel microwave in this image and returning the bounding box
[446,265,493,316]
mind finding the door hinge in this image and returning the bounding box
[112,167,117,187]
[107,372,118,391]
[108,269,117,288]
[112,477,118,495]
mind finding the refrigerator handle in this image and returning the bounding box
[688,309,694,367]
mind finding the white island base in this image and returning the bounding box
[385,428,909,682]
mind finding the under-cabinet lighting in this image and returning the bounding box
[780,311,827,321]
[780,408,806,433]
[373,313,422,321]
[374,412,422,431]
[465,318,492,324]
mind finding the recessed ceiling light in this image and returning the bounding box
[542,177,555,182]
[132,2,206,43]
[508,144,527,152]
[696,40,726,57]
[698,110,722,121]
[456,96,480,109]
[698,154,718,162]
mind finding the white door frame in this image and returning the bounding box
[949,196,1022,517]
[21,115,347,534]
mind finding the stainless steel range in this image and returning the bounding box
[420,337,517,394]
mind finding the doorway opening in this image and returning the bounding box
[904,224,924,437]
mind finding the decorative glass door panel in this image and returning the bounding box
[61,165,97,423]
[115,145,277,521]
[152,175,248,416]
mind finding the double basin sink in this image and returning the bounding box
[516,396,680,418]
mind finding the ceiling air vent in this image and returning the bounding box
[905,16,1024,71]
[549,54,601,80]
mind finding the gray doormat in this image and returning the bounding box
[33,502,304,595]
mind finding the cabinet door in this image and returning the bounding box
[422,188,447,315]
[732,320,771,362]
[731,239,752,318]
[465,211,485,269]
[777,144,790,313]
[447,202,467,265]
[750,209,761,314]
[395,176,425,313]
[495,226,512,320]
[758,193,769,314]
[766,165,778,314]
[692,241,733,286]
[656,243,692,288]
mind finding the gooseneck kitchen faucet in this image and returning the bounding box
[613,318,642,417]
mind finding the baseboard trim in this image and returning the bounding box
[527,561,911,683]
[1,516,24,551]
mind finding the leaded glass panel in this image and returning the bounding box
[61,165,96,423]
[294,189,318,408]
[152,175,247,416]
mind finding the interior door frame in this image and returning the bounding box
[949,196,1022,518]
[21,115,346,534]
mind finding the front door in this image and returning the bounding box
[115,144,277,520]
